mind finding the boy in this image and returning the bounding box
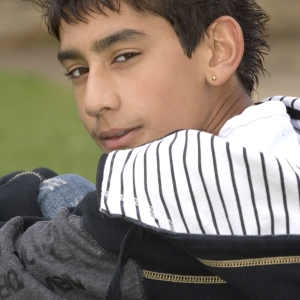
[0,0,300,299]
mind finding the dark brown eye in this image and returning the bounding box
[66,67,89,78]
[114,52,140,62]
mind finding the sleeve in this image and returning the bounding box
[0,168,57,224]
[0,217,63,299]
[11,192,144,300]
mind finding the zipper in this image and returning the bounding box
[142,270,226,284]
[7,171,43,183]
[198,255,300,268]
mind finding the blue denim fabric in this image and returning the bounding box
[38,174,96,218]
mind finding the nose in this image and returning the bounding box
[83,70,121,117]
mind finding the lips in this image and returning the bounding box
[100,128,132,139]
[99,127,142,151]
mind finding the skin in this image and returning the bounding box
[58,4,252,153]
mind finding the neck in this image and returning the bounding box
[206,81,253,135]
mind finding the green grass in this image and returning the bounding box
[0,70,102,183]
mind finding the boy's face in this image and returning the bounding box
[59,4,214,152]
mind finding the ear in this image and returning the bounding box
[205,16,244,86]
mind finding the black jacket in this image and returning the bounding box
[0,160,300,299]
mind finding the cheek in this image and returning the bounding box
[73,92,91,131]
[133,76,195,124]
[73,88,82,110]
[134,57,200,111]
[136,87,174,130]
[132,76,208,133]
[132,72,179,108]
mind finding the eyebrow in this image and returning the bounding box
[57,49,84,63]
[57,29,146,63]
[91,29,146,53]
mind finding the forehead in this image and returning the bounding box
[59,4,172,48]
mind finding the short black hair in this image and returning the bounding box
[30,0,270,96]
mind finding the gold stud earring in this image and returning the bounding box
[212,76,217,81]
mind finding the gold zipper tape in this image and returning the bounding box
[198,256,300,268]
[142,270,226,284]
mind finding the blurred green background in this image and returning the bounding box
[0,70,101,182]
[0,0,299,182]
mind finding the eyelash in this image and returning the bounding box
[65,52,140,79]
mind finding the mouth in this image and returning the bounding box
[99,127,142,151]
[115,131,130,137]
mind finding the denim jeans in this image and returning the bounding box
[37,174,96,218]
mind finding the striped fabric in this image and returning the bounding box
[264,96,300,143]
[100,96,300,236]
